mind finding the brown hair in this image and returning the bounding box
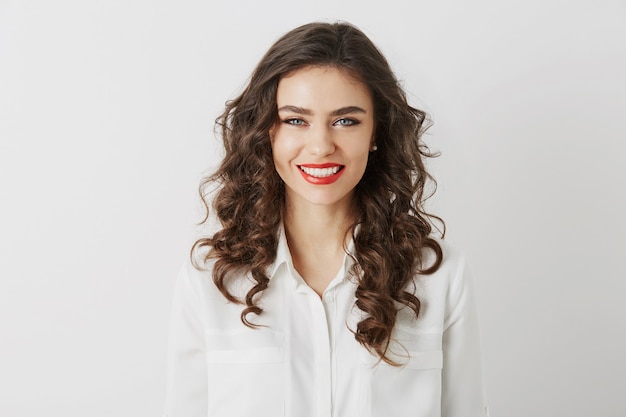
[192,21,444,364]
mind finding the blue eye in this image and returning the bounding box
[334,118,359,126]
[283,118,306,126]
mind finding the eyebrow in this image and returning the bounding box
[277,105,367,116]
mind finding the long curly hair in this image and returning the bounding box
[192,21,444,365]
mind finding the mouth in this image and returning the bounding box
[297,164,345,184]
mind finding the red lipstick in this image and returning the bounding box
[297,163,345,185]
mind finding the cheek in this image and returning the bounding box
[356,146,372,166]
[270,140,293,177]
[271,136,298,163]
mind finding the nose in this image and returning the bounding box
[305,125,335,156]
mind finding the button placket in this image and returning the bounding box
[325,286,338,414]
[309,291,332,417]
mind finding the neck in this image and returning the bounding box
[282,194,357,296]
[283,198,355,258]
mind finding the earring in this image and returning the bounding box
[370,144,378,151]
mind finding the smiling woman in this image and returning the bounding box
[272,66,374,208]
[164,21,488,417]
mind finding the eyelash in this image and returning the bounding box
[334,118,359,126]
[281,118,360,127]
[283,118,306,126]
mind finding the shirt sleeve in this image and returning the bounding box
[441,253,489,417]
[164,262,208,417]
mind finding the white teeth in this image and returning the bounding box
[299,166,341,178]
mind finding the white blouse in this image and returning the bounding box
[164,231,488,417]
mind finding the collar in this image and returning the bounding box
[267,223,292,279]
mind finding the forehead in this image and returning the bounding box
[276,66,373,110]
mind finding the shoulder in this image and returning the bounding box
[175,257,218,305]
[401,237,473,330]
[175,257,251,329]
[181,255,253,301]
[420,237,468,283]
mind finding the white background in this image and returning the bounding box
[1,0,625,416]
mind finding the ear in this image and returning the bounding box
[369,134,377,152]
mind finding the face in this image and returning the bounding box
[270,66,375,211]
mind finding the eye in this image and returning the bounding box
[283,118,307,126]
[334,118,360,127]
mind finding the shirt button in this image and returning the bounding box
[324,294,335,303]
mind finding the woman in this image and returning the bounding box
[165,22,487,417]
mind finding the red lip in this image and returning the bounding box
[297,164,345,185]
[299,163,342,168]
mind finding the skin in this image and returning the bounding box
[270,65,375,296]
